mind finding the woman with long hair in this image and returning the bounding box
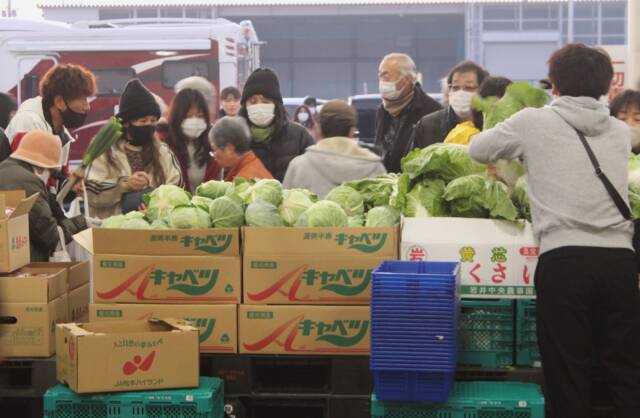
[85,79,182,218]
[165,88,220,193]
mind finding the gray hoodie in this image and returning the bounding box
[470,96,633,254]
[283,136,386,197]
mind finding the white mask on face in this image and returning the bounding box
[379,80,402,100]
[181,117,208,139]
[308,107,316,115]
[449,90,475,117]
[34,168,50,185]
[247,103,276,127]
[297,112,310,123]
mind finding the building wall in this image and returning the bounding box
[43,7,98,22]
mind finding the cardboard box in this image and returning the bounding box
[239,305,370,355]
[0,295,68,357]
[74,227,240,257]
[29,261,90,291]
[242,226,398,257]
[243,256,384,305]
[56,318,200,393]
[69,284,90,323]
[0,192,38,273]
[90,303,237,353]
[0,266,68,303]
[93,255,240,304]
[401,218,539,299]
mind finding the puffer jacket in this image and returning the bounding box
[251,122,315,182]
[0,158,87,261]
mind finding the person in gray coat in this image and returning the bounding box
[284,100,386,197]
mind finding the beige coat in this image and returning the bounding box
[85,139,183,219]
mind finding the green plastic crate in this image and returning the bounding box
[44,377,224,418]
[458,300,514,368]
[371,381,545,418]
[516,300,541,367]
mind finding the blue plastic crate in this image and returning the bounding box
[516,300,541,367]
[371,381,545,418]
[373,370,454,403]
[44,377,224,418]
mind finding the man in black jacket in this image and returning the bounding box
[374,53,442,173]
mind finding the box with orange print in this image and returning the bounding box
[56,318,199,393]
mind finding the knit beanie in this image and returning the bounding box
[241,68,283,105]
[117,79,161,123]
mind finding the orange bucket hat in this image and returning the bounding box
[11,131,62,169]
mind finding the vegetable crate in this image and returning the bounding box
[371,381,545,418]
[458,299,515,368]
[516,300,541,367]
[371,261,460,403]
[43,377,223,418]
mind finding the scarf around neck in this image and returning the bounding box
[383,87,415,118]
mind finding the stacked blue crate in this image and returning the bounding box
[371,261,460,403]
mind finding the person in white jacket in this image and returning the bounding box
[283,100,386,197]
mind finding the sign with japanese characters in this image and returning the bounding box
[401,218,538,299]
[93,254,240,304]
[239,305,370,355]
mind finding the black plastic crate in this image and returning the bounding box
[224,395,369,418]
[200,354,372,395]
[0,396,43,418]
[456,366,544,387]
[0,356,57,397]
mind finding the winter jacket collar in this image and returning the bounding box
[308,136,381,161]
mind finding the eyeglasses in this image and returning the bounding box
[449,84,479,93]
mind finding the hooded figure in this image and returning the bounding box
[284,100,386,197]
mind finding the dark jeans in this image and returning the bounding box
[535,246,640,418]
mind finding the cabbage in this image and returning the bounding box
[325,186,364,217]
[347,215,364,227]
[120,218,151,230]
[279,189,315,226]
[245,200,286,227]
[443,174,518,221]
[102,214,127,229]
[239,179,283,206]
[365,206,400,227]
[196,180,231,200]
[168,205,211,229]
[511,176,531,222]
[344,173,400,209]
[225,177,252,204]
[150,219,170,230]
[473,81,548,130]
[146,185,191,222]
[125,211,146,220]
[191,196,214,212]
[210,196,244,227]
[401,143,487,182]
[493,160,525,189]
[629,154,640,195]
[404,179,448,217]
[303,201,348,227]
[630,190,640,219]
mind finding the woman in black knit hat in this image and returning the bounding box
[237,68,314,181]
[85,79,183,218]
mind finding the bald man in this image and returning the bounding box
[374,53,441,173]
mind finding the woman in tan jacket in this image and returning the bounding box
[86,79,182,219]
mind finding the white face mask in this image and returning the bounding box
[308,107,316,115]
[297,112,310,123]
[449,90,475,117]
[34,168,50,185]
[181,117,208,139]
[247,103,276,127]
[379,80,402,100]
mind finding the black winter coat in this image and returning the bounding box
[251,122,315,182]
[0,158,87,261]
[411,107,484,150]
[374,84,442,173]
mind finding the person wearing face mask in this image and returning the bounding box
[0,131,88,261]
[609,89,640,154]
[85,79,183,219]
[374,53,442,173]
[164,88,221,193]
[2,64,96,191]
[239,68,315,181]
[412,61,488,150]
[303,97,318,117]
[294,105,315,136]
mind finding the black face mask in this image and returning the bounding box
[61,101,88,129]
[127,124,155,146]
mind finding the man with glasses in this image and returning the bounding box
[374,53,442,173]
[412,61,489,149]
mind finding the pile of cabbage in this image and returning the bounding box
[100,178,401,229]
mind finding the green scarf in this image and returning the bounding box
[251,126,274,144]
